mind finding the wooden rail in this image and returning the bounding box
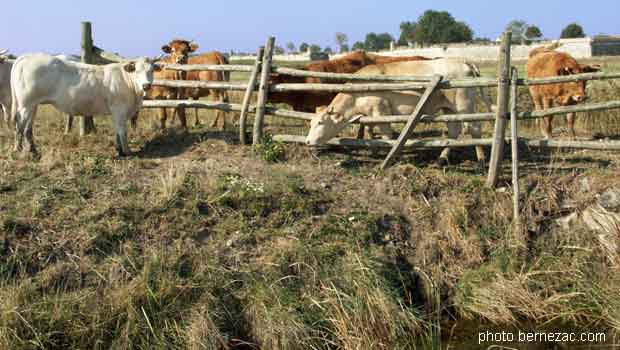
[157,63,254,72]
[273,135,620,151]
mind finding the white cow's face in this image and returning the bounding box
[124,58,161,94]
[305,107,348,146]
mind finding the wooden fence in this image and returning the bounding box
[140,32,620,220]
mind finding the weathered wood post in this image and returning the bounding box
[252,37,275,145]
[380,75,443,170]
[486,31,512,188]
[239,47,264,144]
[510,67,520,226]
[79,21,96,136]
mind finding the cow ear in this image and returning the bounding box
[161,45,172,54]
[189,42,199,52]
[581,64,601,73]
[123,62,136,73]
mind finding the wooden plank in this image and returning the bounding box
[158,63,254,72]
[239,47,263,145]
[272,66,499,88]
[153,79,248,91]
[276,134,620,151]
[380,74,443,169]
[510,68,521,226]
[486,31,512,188]
[519,100,620,119]
[521,71,620,86]
[274,134,494,148]
[524,139,620,150]
[253,37,275,145]
[79,21,96,137]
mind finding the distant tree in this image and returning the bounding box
[414,10,474,44]
[340,43,350,53]
[399,21,417,46]
[526,25,543,39]
[299,42,309,53]
[286,42,296,53]
[352,41,365,51]
[309,44,322,53]
[335,32,349,53]
[376,33,395,50]
[472,37,492,44]
[561,23,586,38]
[506,20,529,44]
[324,46,333,54]
[364,32,393,51]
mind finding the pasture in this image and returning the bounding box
[1,55,620,349]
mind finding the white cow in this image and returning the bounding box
[11,53,160,156]
[306,58,492,165]
[0,49,12,125]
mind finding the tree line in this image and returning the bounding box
[278,9,589,55]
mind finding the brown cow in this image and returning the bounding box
[526,43,600,139]
[133,40,198,130]
[182,52,230,129]
[137,40,230,130]
[268,51,432,113]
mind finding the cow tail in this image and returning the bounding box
[467,62,494,113]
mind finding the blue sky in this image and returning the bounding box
[1,0,618,56]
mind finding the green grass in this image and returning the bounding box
[2,57,620,349]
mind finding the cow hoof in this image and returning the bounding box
[437,158,449,167]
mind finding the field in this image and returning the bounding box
[1,57,620,349]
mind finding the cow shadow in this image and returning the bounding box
[136,128,239,159]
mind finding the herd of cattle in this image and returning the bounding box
[0,39,602,163]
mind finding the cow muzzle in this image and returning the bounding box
[572,95,585,103]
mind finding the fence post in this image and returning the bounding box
[239,47,264,145]
[486,31,512,188]
[79,21,96,136]
[252,37,275,145]
[510,67,521,227]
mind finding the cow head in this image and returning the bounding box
[555,64,601,105]
[305,95,358,146]
[124,58,162,95]
[161,39,199,64]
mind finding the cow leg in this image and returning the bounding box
[130,112,138,130]
[112,112,131,156]
[194,107,200,127]
[177,107,188,129]
[468,121,486,164]
[566,112,576,140]
[439,121,462,166]
[64,114,74,134]
[159,108,168,130]
[541,98,553,139]
[356,124,366,139]
[21,106,38,155]
[14,108,26,152]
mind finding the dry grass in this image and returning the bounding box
[1,58,620,349]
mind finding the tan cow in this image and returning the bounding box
[11,54,160,156]
[306,90,455,145]
[306,58,491,165]
[526,43,600,139]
